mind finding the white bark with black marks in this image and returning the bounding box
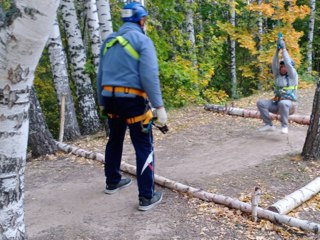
[60,0,101,135]
[47,17,81,141]
[186,0,197,65]
[268,177,320,214]
[204,104,311,125]
[97,0,113,41]
[307,0,316,73]
[257,0,264,90]
[0,0,59,238]
[85,0,102,72]
[230,0,237,99]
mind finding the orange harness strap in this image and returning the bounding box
[108,109,153,125]
[103,86,147,99]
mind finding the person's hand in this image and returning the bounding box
[278,39,286,49]
[155,107,167,126]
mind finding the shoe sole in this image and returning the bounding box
[138,193,163,211]
[104,179,132,195]
[259,127,275,132]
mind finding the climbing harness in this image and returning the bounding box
[103,36,140,60]
[102,35,168,134]
[103,86,147,99]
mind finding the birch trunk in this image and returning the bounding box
[60,0,101,135]
[0,1,59,238]
[302,81,320,160]
[28,87,58,157]
[186,0,197,65]
[97,0,113,41]
[307,0,316,73]
[268,177,320,214]
[230,0,237,99]
[251,187,262,222]
[204,104,311,125]
[85,0,102,72]
[47,17,81,141]
[55,142,320,233]
[257,0,264,91]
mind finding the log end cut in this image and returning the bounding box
[267,205,280,213]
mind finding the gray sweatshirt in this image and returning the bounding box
[272,49,298,100]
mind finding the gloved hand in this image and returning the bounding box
[155,107,167,126]
[99,106,107,119]
[278,39,286,49]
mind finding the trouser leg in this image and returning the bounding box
[278,100,292,128]
[105,117,127,185]
[257,99,275,126]
[129,122,154,199]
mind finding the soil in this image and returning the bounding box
[25,85,320,240]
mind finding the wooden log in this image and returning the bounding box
[204,104,311,125]
[55,141,320,233]
[268,177,320,214]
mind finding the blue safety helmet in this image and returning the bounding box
[121,2,148,23]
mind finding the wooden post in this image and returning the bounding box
[251,187,262,222]
[59,94,66,142]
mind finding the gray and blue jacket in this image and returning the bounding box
[96,22,163,108]
[272,49,298,100]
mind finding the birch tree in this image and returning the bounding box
[85,0,102,72]
[28,87,58,157]
[257,0,264,90]
[97,0,113,41]
[307,0,316,73]
[47,18,81,141]
[60,0,101,135]
[230,0,237,99]
[186,0,197,64]
[0,1,59,238]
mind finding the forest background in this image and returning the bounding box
[1,0,319,141]
[1,1,320,238]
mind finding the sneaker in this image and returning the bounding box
[281,127,288,134]
[105,178,132,194]
[138,192,163,211]
[259,125,275,132]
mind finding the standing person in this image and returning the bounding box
[257,39,298,134]
[96,2,167,211]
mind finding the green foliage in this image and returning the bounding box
[202,88,229,104]
[0,0,11,11]
[33,48,60,139]
[32,0,320,136]
[84,59,96,75]
[159,57,200,108]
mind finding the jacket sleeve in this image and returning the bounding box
[282,49,298,86]
[139,38,164,108]
[272,49,279,79]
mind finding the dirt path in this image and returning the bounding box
[25,86,320,240]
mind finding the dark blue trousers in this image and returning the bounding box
[104,96,155,199]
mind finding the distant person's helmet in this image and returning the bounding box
[121,2,148,23]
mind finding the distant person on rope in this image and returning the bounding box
[96,2,167,211]
[257,38,298,134]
